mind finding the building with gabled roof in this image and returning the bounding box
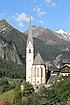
[59,59,70,76]
[26,17,47,86]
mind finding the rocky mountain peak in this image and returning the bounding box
[0,19,13,34]
[56,29,67,35]
[55,29,70,41]
[0,19,7,24]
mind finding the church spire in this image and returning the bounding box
[27,16,33,46]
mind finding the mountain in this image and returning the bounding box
[25,26,70,45]
[0,19,13,34]
[56,29,70,41]
[0,20,49,62]
[0,19,26,65]
[0,19,70,70]
[0,39,22,65]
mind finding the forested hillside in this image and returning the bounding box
[0,57,25,79]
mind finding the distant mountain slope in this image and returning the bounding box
[0,19,70,67]
[0,19,13,34]
[25,26,70,45]
[56,29,70,41]
[37,28,69,45]
[0,39,22,65]
[0,57,25,78]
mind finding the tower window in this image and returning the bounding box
[37,81,39,83]
[37,68,39,77]
[29,49,31,53]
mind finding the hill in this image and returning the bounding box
[0,89,15,103]
[0,57,25,79]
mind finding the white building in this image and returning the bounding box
[26,17,47,86]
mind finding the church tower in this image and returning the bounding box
[26,17,34,83]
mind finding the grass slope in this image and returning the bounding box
[4,77,22,85]
[0,89,15,103]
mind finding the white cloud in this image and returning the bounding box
[37,20,45,24]
[45,0,52,3]
[12,13,33,27]
[45,0,56,7]
[33,7,47,17]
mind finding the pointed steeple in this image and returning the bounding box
[33,52,45,65]
[27,16,33,46]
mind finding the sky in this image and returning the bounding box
[0,0,70,32]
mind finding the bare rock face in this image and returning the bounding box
[25,26,70,45]
[0,41,4,59]
[0,40,22,65]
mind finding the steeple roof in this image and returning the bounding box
[27,17,33,45]
[33,52,45,65]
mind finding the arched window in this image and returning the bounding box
[29,49,31,53]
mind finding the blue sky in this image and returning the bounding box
[0,0,70,32]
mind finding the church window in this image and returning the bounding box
[29,49,31,53]
[37,81,39,83]
[35,67,36,69]
[41,68,43,77]
[37,68,39,77]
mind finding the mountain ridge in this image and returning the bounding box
[56,29,70,41]
[25,26,70,45]
[0,19,70,68]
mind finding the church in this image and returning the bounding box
[26,17,47,86]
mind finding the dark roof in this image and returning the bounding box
[27,17,33,46]
[60,65,70,73]
[33,52,45,65]
[62,59,70,64]
[60,65,70,70]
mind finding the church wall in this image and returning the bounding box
[41,65,46,84]
[31,65,46,86]
[35,65,41,85]
[31,65,36,85]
